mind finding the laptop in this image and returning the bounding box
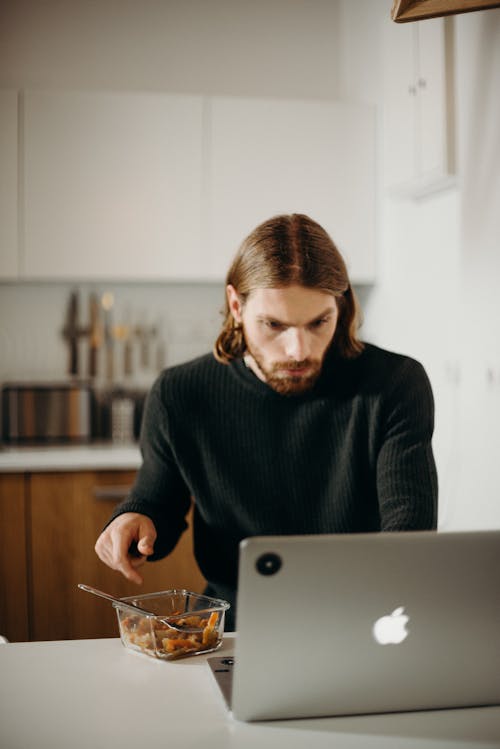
[208,530,500,722]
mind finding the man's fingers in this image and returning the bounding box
[112,533,144,583]
[94,513,157,585]
[94,527,141,583]
[137,535,155,556]
[111,528,145,583]
[118,559,144,585]
[137,517,157,556]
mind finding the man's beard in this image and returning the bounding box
[247,345,324,396]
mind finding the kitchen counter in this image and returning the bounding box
[0,636,499,749]
[0,443,141,472]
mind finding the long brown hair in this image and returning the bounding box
[214,214,364,363]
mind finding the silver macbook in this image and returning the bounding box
[208,530,500,722]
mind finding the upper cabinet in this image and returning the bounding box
[14,90,376,283]
[206,96,377,284]
[0,90,19,279]
[23,91,205,280]
[383,17,456,198]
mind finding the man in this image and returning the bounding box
[95,214,438,629]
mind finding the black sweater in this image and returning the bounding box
[109,343,438,623]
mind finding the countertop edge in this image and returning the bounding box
[0,445,142,472]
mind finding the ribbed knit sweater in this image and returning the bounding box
[109,343,438,627]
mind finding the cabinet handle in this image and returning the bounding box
[92,485,132,501]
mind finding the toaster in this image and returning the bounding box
[1,381,93,444]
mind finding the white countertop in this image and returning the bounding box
[0,443,142,472]
[0,636,499,749]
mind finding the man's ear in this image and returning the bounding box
[226,285,243,323]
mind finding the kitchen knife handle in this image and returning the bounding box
[124,340,133,377]
[106,344,114,382]
[89,345,98,378]
[69,341,78,376]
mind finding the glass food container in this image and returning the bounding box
[114,589,230,660]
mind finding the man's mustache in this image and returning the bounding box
[270,359,317,372]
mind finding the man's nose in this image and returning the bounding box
[284,327,310,361]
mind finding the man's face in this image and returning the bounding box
[227,284,338,395]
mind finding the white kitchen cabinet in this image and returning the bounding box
[383,17,456,198]
[23,91,204,280]
[21,91,377,283]
[206,96,377,284]
[0,90,18,279]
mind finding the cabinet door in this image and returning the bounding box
[0,90,18,279]
[0,474,29,642]
[383,23,418,188]
[29,471,205,641]
[417,18,453,179]
[207,96,376,284]
[383,18,455,197]
[23,91,204,280]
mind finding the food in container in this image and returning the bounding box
[114,589,230,660]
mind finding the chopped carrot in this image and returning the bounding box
[165,638,198,653]
[202,611,219,645]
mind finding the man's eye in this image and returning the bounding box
[265,321,284,331]
[309,318,329,329]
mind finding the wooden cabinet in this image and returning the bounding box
[0,90,18,279]
[0,470,205,642]
[23,91,205,280]
[0,474,29,641]
[383,17,456,197]
[207,96,377,284]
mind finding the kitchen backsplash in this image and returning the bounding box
[0,281,371,445]
[0,282,372,384]
[0,282,224,386]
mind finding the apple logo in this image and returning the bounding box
[372,606,409,645]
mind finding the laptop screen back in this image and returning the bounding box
[230,531,500,721]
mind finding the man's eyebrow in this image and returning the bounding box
[257,306,336,326]
[308,307,336,323]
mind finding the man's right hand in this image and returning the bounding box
[94,512,157,585]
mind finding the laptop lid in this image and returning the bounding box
[228,530,500,721]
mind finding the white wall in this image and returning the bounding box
[0,0,341,98]
[449,11,500,529]
[339,1,500,530]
